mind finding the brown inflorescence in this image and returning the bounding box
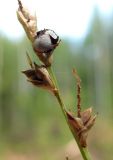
[17,0,60,67]
[66,70,97,147]
[66,108,97,147]
[22,62,57,94]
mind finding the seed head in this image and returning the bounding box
[66,70,97,147]
[22,62,56,93]
[33,29,60,66]
[66,108,97,147]
[33,29,60,53]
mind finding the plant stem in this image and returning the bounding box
[47,66,92,160]
[47,67,66,117]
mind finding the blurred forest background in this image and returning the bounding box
[0,9,113,160]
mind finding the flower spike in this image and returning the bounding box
[66,70,97,147]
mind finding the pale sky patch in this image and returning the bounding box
[0,0,113,39]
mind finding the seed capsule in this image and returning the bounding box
[33,29,59,53]
[33,29,60,66]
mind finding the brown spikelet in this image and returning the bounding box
[65,69,97,147]
[17,0,37,42]
[22,62,56,93]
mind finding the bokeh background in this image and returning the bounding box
[0,0,113,159]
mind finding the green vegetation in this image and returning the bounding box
[0,9,113,159]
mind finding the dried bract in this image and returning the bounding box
[17,0,37,42]
[80,107,92,125]
[22,63,56,93]
[66,108,97,147]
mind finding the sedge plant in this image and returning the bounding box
[16,1,97,159]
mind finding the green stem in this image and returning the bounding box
[47,66,59,89]
[47,67,67,119]
[47,66,92,160]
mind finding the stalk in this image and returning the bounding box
[17,1,94,159]
[48,66,92,160]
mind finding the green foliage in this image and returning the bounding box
[0,9,113,159]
